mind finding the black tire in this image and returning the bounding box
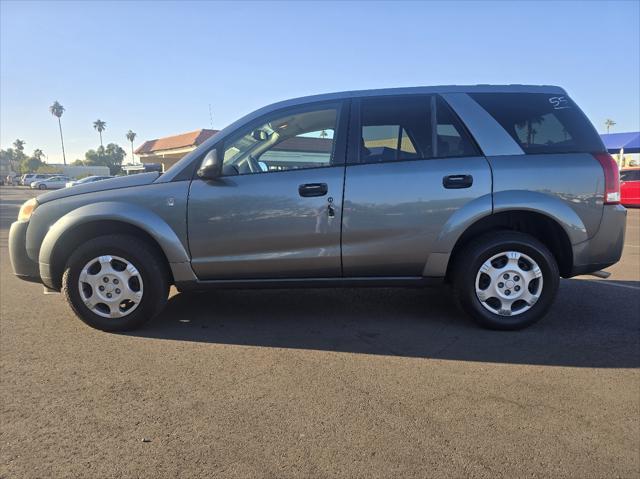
[62,234,169,331]
[39,184,46,190]
[452,231,559,330]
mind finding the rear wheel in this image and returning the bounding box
[452,231,559,330]
[62,234,169,331]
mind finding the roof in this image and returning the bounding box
[135,129,218,155]
[600,132,640,154]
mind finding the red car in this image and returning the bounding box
[620,167,640,207]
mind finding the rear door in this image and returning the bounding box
[341,95,492,277]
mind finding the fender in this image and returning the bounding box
[422,190,588,277]
[38,201,193,287]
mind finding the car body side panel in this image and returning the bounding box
[488,153,605,241]
[187,167,345,280]
[27,181,192,288]
[342,156,492,276]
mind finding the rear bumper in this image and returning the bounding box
[570,204,627,277]
[8,221,41,283]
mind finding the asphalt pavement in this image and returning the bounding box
[1,186,638,478]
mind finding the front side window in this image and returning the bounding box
[221,107,338,176]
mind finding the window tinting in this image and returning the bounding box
[470,93,605,154]
[435,96,480,158]
[357,96,479,164]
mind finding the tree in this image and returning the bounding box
[49,101,67,165]
[32,149,44,161]
[0,148,24,173]
[126,130,137,164]
[13,139,25,152]
[93,119,107,147]
[604,118,616,133]
[84,143,126,174]
[72,159,85,166]
[19,157,44,174]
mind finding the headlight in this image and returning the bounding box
[18,198,38,222]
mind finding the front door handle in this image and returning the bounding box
[443,174,473,189]
[299,183,328,197]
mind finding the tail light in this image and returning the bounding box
[593,152,620,205]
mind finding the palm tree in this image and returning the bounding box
[93,119,107,147]
[604,118,616,134]
[126,130,137,164]
[49,101,67,165]
[32,149,44,161]
[13,139,25,152]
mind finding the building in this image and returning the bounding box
[135,129,218,172]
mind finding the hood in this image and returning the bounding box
[36,172,161,204]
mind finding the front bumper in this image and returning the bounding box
[570,204,627,276]
[8,221,41,283]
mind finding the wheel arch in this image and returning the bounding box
[445,209,575,279]
[39,202,189,290]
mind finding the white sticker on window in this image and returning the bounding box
[548,96,570,110]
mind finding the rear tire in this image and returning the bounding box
[452,231,559,330]
[62,234,169,331]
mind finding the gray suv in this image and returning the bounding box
[9,85,626,331]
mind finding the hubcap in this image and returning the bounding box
[475,251,543,317]
[77,255,143,319]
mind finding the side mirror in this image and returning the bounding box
[197,149,222,180]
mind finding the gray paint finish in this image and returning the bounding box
[188,167,344,279]
[7,84,627,293]
[341,156,492,276]
[488,153,605,242]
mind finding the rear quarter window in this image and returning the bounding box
[470,93,605,154]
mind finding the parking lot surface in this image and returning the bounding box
[1,186,638,478]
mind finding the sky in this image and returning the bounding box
[1,0,639,164]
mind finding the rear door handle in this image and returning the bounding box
[443,174,473,189]
[299,183,328,197]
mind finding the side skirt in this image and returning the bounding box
[175,276,444,292]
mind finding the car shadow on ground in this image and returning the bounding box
[131,278,639,368]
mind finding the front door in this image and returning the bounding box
[188,102,348,280]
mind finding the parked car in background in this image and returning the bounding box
[620,167,640,207]
[30,176,70,190]
[65,175,114,188]
[9,85,627,332]
[20,174,56,186]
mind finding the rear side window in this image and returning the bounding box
[356,95,479,164]
[470,93,605,154]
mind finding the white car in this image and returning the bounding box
[30,176,69,190]
[65,175,114,188]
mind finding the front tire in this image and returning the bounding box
[38,184,47,190]
[62,234,169,331]
[452,231,559,330]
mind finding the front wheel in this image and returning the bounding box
[452,231,559,330]
[62,235,169,331]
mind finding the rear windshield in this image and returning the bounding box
[470,93,605,154]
